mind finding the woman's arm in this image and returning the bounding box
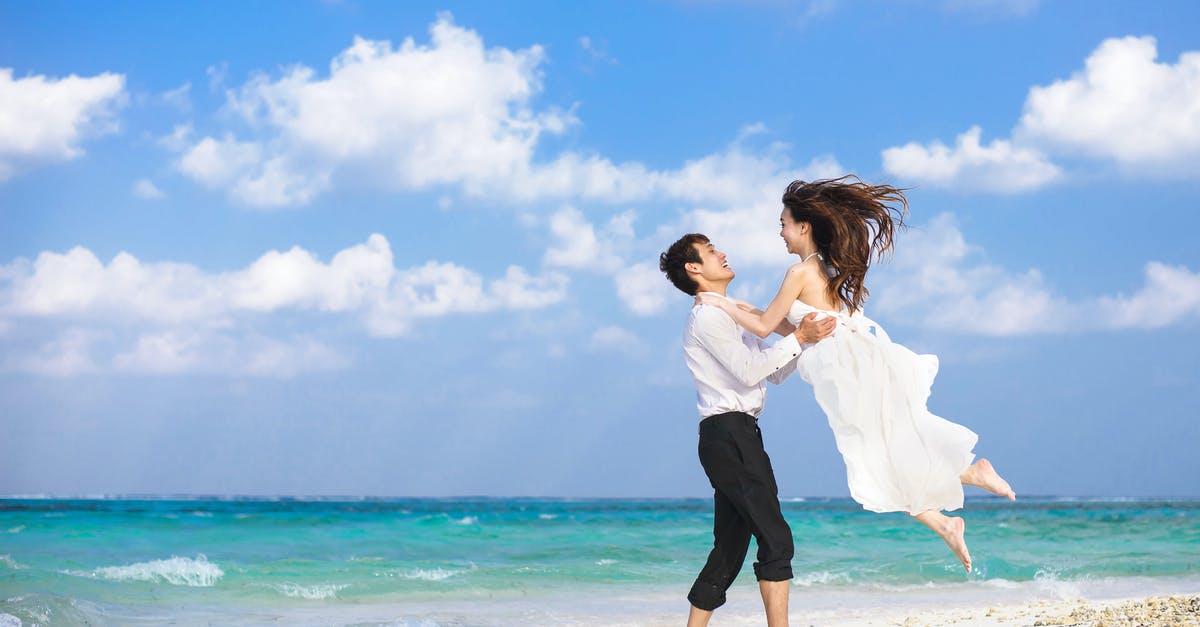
[703,263,808,339]
[734,302,796,336]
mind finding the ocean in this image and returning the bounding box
[2,496,1198,625]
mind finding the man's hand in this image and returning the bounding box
[794,312,836,344]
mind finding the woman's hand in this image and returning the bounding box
[694,293,732,309]
[733,299,761,314]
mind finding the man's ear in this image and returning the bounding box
[685,262,699,275]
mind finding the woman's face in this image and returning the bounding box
[779,208,807,254]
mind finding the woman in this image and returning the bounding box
[696,175,1014,573]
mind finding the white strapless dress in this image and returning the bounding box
[788,300,978,514]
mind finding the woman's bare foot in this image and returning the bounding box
[914,511,972,573]
[960,458,1016,500]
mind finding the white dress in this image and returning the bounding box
[788,299,978,515]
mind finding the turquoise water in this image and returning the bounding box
[2,497,1198,624]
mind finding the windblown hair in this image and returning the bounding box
[659,233,710,296]
[783,175,908,314]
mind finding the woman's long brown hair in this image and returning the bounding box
[782,175,908,314]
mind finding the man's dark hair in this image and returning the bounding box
[659,233,710,296]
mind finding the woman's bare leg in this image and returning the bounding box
[914,510,971,573]
[960,458,1015,500]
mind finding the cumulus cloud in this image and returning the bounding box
[1017,36,1200,171]
[871,214,1200,335]
[175,14,566,208]
[543,206,633,272]
[881,126,1061,193]
[172,15,844,210]
[0,235,569,375]
[0,68,126,181]
[881,35,1200,190]
[615,261,676,316]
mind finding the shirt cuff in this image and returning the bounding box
[775,332,802,358]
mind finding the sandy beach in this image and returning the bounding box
[796,595,1200,626]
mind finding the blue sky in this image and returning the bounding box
[2,0,1198,498]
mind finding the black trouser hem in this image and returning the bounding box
[688,411,794,612]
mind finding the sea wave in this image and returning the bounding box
[6,526,24,533]
[73,555,224,587]
[0,555,27,570]
[793,570,852,587]
[271,582,349,599]
[0,613,22,627]
[398,567,461,581]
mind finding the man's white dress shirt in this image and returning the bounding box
[683,292,805,419]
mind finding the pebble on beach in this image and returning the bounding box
[1032,595,1200,626]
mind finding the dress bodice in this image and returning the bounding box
[785,300,889,341]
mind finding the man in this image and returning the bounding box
[659,233,835,627]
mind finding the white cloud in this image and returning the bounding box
[881,35,1200,190]
[112,330,348,377]
[0,234,570,376]
[176,15,564,208]
[615,261,676,316]
[172,16,844,210]
[1017,36,1200,170]
[871,213,1200,335]
[579,36,617,66]
[543,206,632,272]
[1,234,566,325]
[1096,262,1200,330]
[5,328,102,377]
[589,325,643,356]
[132,179,165,199]
[0,68,126,181]
[160,82,191,112]
[881,126,1061,193]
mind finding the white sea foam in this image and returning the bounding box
[0,555,27,570]
[87,555,224,587]
[1033,568,1084,599]
[190,511,214,518]
[271,582,349,599]
[399,568,460,581]
[6,525,24,533]
[455,516,479,525]
[538,513,557,520]
[595,559,617,566]
[0,613,22,627]
[793,570,852,587]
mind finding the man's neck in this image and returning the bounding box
[695,281,729,297]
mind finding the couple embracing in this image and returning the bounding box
[658,176,1017,626]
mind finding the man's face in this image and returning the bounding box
[688,241,734,286]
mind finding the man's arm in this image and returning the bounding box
[761,312,833,384]
[692,306,803,388]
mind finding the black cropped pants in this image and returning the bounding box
[687,411,794,612]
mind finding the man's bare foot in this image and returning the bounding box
[960,458,1016,500]
[914,511,972,573]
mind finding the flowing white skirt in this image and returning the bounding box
[790,303,978,514]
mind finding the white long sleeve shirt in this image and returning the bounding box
[683,293,804,419]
